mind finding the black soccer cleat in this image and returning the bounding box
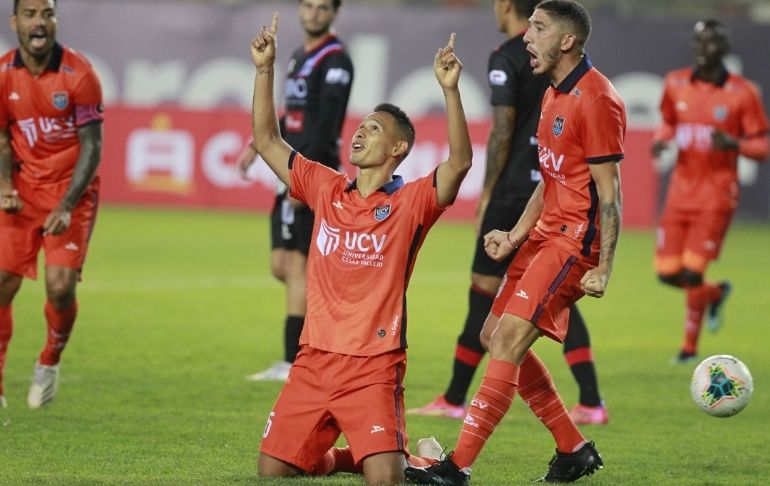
[537,440,603,483]
[405,454,470,486]
[707,281,732,333]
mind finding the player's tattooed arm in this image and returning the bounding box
[61,123,102,211]
[598,199,621,278]
[478,105,515,229]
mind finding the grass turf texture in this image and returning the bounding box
[1,206,768,485]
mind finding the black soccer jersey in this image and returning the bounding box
[282,35,354,170]
[487,34,548,201]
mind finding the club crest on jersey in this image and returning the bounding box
[552,116,565,136]
[51,92,68,110]
[374,204,391,222]
[713,105,728,122]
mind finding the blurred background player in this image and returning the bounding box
[249,11,472,484]
[0,0,103,409]
[239,0,353,381]
[407,1,624,483]
[651,19,769,364]
[407,0,608,426]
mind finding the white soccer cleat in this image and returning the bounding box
[0,394,7,408]
[27,362,60,409]
[415,436,444,460]
[244,361,291,382]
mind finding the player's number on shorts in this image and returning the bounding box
[263,411,276,438]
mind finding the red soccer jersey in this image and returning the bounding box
[289,151,445,356]
[656,67,769,212]
[0,43,103,193]
[535,57,626,258]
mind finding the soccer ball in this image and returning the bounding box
[690,355,753,418]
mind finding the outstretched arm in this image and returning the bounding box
[434,33,473,208]
[581,161,622,297]
[251,12,292,187]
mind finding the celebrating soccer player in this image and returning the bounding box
[652,19,769,364]
[249,12,473,485]
[0,0,103,409]
[406,1,625,483]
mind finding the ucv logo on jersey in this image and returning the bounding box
[552,115,565,136]
[374,204,391,222]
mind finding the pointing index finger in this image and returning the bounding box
[447,32,456,50]
[270,11,279,35]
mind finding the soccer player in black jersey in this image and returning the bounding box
[239,0,353,381]
[408,0,608,426]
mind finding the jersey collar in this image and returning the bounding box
[691,65,729,87]
[345,175,404,195]
[12,41,64,72]
[554,55,593,93]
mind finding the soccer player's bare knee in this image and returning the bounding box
[479,313,500,351]
[257,453,301,477]
[0,271,23,305]
[489,315,540,363]
[44,267,79,308]
[362,452,406,485]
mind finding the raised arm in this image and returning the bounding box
[250,12,293,187]
[581,161,622,297]
[434,33,473,208]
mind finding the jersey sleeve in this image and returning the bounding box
[72,67,104,127]
[303,52,353,165]
[654,74,677,142]
[407,170,445,229]
[488,48,518,107]
[582,93,626,163]
[739,81,770,138]
[288,150,347,208]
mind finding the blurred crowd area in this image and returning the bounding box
[156,0,770,22]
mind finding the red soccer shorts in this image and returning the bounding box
[0,178,99,279]
[655,208,733,275]
[260,346,409,472]
[491,231,594,342]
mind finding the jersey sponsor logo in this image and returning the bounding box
[374,204,391,221]
[370,425,385,434]
[262,411,276,439]
[489,69,507,86]
[713,105,728,122]
[377,329,386,338]
[325,68,351,85]
[64,242,80,251]
[333,200,343,209]
[8,91,20,101]
[52,91,69,110]
[571,88,582,97]
[285,111,305,133]
[515,289,529,299]
[675,123,713,151]
[17,116,78,148]
[285,78,308,100]
[552,115,565,136]
[538,145,565,172]
[316,218,341,256]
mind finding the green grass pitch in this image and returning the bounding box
[1,206,768,485]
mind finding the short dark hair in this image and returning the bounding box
[298,0,342,11]
[14,0,56,13]
[536,0,591,49]
[374,103,415,160]
[512,0,541,19]
[694,18,731,50]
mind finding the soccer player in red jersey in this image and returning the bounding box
[651,19,769,364]
[249,13,473,485]
[0,0,103,409]
[406,1,624,483]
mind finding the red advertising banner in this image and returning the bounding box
[101,105,657,227]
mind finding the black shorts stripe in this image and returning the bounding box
[394,364,405,451]
[530,255,578,324]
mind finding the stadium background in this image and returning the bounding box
[0,0,766,226]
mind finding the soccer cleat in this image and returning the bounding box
[407,395,466,419]
[569,402,609,425]
[537,440,603,483]
[244,361,291,381]
[0,395,6,408]
[27,362,60,409]
[672,350,697,365]
[405,453,470,486]
[415,436,444,460]
[707,281,732,334]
